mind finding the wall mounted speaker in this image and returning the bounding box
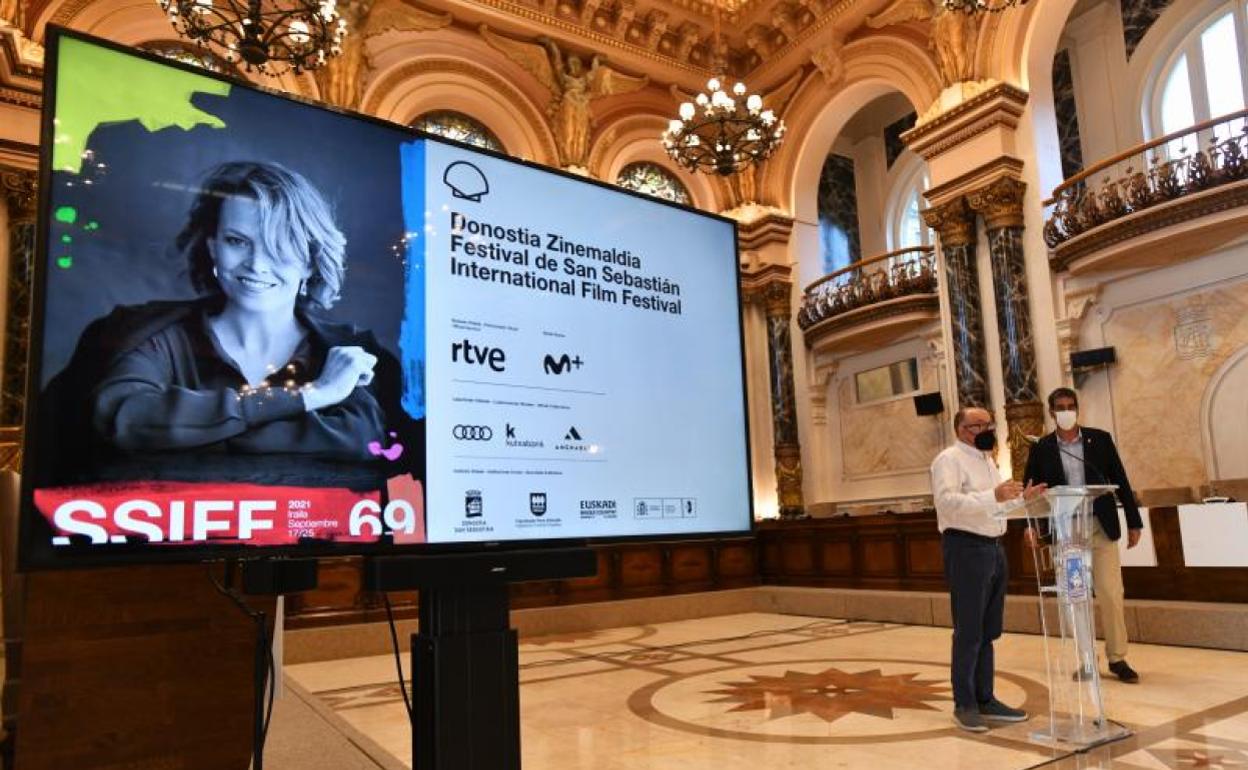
[1070,346,1116,369]
[914,392,944,416]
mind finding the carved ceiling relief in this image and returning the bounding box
[481,26,649,168]
[865,0,982,88]
[315,0,452,110]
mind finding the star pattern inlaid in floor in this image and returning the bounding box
[704,666,952,723]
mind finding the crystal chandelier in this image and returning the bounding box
[940,0,1026,13]
[662,6,785,175]
[156,0,348,74]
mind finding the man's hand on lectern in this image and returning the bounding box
[1127,528,1142,549]
[1022,480,1048,501]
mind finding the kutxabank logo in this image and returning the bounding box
[505,423,544,448]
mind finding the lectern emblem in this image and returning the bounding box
[1062,555,1088,600]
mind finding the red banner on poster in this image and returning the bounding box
[33,481,423,547]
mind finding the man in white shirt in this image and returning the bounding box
[931,406,1045,733]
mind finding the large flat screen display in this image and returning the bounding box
[19,29,752,568]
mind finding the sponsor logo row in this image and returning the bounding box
[451,339,584,376]
[462,491,620,522]
[459,494,697,523]
[452,423,593,451]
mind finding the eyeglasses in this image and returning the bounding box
[962,422,995,433]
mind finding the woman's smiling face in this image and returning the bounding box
[208,195,311,314]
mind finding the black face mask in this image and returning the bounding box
[973,431,996,451]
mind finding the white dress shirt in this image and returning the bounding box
[1057,429,1086,487]
[931,439,1007,538]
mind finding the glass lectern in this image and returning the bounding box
[997,485,1132,748]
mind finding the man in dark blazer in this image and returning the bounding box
[1023,387,1144,683]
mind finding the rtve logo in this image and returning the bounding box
[451,339,506,371]
[543,353,583,375]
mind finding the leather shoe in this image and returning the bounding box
[954,707,988,733]
[1108,660,1139,683]
[978,698,1027,722]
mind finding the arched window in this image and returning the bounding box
[1147,2,1248,151]
[817,154,861,275]
[412,111,505,153]
[139,41,236,75]
[886,161,931,253]
[615,162,691,205]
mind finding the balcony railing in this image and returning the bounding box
[1044,109,1248,250]
[798,247,937,331]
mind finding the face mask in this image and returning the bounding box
[973,431,996,451]
[1054,410,1078,431]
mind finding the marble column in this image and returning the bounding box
[968,177,1044,479]
[761,280,805,518]
[1,165,36,432]
[0,164,33,770]
[922,197,991,410]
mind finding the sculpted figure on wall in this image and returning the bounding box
[482,26,648,168]
[865,0,977,86]
[315,0,451,109]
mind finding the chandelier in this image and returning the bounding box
[157,0,348,74]
[662,76,786,176]
[662,6,785,176]
[940,0,1026,13]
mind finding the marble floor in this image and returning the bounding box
[285,613,1248,769]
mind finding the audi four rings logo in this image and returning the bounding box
[453,425,493,440]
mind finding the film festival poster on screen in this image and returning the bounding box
[20,30,752,569]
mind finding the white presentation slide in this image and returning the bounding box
[416,140,752,542]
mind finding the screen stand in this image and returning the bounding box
[364,547,597,770]
[414,584,520,770]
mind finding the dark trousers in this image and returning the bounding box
[942,530,1007,710]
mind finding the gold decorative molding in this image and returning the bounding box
[737,211,794,251]
[802,293,941,353]
[1005,400,1044,482]
[441,0,709,75]
[921,196,975,247]
[360,57,559,164]
[775,442,805,518]
[740,262,793,317]
[0,23,41,110]
[902,82,1027,161]
[0,164,36,221]
[923,155,1022,209]
[966,175,1026,230]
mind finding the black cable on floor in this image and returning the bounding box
[382,592,413,719]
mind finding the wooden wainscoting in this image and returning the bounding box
[285,510,1248,630]
[284,536,760,629]
[758,513,949,592]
